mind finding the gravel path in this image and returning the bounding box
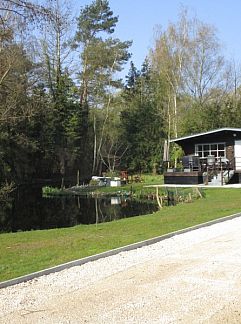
[2,217,241,323]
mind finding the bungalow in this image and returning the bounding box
[164,127,241,185]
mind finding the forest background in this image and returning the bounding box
[1,0,241,195]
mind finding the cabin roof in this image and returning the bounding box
[170,127,241,143]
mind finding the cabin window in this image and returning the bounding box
[195,143,226,158]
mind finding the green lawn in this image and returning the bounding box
[1,187,241,282]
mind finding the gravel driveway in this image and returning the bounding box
[2,216,241,323]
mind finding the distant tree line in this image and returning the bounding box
[1,0,241,193]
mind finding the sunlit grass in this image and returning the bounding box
[1,187,241,282]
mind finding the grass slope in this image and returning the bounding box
[1,188,241,282]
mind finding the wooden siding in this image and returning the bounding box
[175,131,241,167]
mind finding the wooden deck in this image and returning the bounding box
[164,171,204,185]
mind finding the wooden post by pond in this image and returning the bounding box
[195,187,203,198]
[95,197,99,227]
[61,177,64,190]
[77,170,80,186]
[156,187,163,209]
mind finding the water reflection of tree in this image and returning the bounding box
[0,197,14,233]
[1,189,159,232]
[0,182,15,232]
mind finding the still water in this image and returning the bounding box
[0,186,158,233]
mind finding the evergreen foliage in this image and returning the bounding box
[1,2,241,193]
[121,61,164,173]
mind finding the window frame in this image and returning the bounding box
[195,142,226,159]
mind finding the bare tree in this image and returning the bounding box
[183,20,225,106]
[151,8,226,139]
[0,0,51,22]
[37,0,74,101]
[151,9,189,139]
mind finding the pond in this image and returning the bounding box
[0,186,159,233]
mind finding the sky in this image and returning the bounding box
[73,0,241,78]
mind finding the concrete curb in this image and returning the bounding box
[1,211,241,289]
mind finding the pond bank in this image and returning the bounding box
[1,188,241,282]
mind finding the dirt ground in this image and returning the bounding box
[2,216,241,323]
